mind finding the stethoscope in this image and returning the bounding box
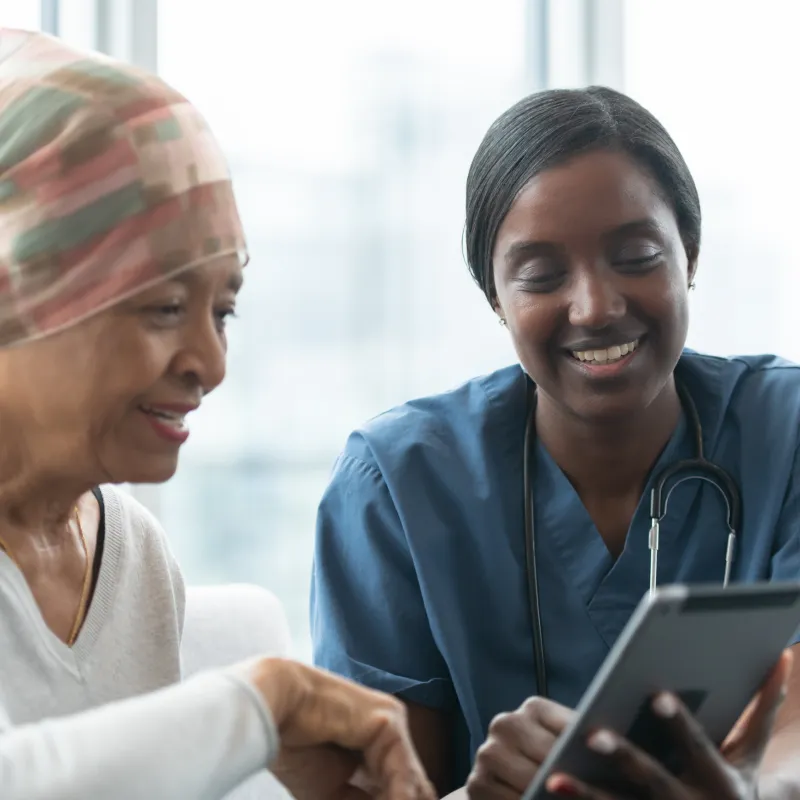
[522,375,743,699]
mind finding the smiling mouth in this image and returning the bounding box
[570,338,640,365]
[139,406,188,433]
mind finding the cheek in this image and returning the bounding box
[647,272,690,341]
[505,298,562,373]
[87,347,168,421]
[506,291,559,344]
[41,342,167,433]
[8,362,97,437]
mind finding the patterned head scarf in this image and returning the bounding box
[0,29,248,348]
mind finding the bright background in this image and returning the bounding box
[8,0,800,660]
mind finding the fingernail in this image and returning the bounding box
[653,692,679,718]
[587,729,618,754]
[546,775,581,796]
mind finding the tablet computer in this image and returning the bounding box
[523,582,800,800]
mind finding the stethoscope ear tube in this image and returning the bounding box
[648,458,741,595]
[650,459,742,534]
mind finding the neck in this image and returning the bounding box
[0,471,90,556]
[536,377,682,499]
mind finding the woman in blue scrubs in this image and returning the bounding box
[311,86,800,799]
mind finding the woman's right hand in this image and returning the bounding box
[239,658,436,800]
[466,696,575,800]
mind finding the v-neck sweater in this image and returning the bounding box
[0,485,277,799]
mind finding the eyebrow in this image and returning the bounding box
[609,218,666,239]
[502,217,666,268]
[503,240,558,269]
[172,269,244,293]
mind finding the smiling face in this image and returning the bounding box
[0,255,243,486]
[492,149,696,422]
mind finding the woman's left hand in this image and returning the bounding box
[545,649,792,799]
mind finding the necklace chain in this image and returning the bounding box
[0,507,92,647]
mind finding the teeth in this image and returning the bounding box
[153,411,181,421]
[572,339,639,364]
[141,407,188,430]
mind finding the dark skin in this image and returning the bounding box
[406,703,454,796]
[404,150,800,799]
[494,148,690,557]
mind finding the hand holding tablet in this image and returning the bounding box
[467,583,800,800]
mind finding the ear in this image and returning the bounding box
[491,297,506,326]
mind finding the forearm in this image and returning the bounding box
[0,671,276,800]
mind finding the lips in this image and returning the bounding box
[571,338,640,365]
[138,403,198,439]
[140,407,187,431]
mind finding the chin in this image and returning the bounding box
[579,399,639,424]
[577,381,666,424]
[110,454,181,486]
[559,382,641,421]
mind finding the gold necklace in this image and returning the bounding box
[0,508,92,647]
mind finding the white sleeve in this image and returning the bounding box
[0,670,280,800]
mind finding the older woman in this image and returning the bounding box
[0,28,434,800]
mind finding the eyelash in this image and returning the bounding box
[620,252,661,263]
[523,276,563,291]
[217,309,237,326]
[517,252,663,293]
[155,303,181,316]
[149,303,238,328]
[614,253,662,270]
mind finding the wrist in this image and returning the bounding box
[240,657,303,731]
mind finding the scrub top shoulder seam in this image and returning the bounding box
[684,350,800,373]
[337,451,384,482]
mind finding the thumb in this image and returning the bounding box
[722,649,793,766]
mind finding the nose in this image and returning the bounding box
[174,317,227,394]
[567,269,626,329]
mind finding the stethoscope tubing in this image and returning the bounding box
[522,375,742,698]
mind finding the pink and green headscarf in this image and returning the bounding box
[0,29,248,347]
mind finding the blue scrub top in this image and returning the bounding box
[311,351,800,788]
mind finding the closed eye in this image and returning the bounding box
[516,260,566,293]
[519,274,565,293]
[614,251,663,271]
